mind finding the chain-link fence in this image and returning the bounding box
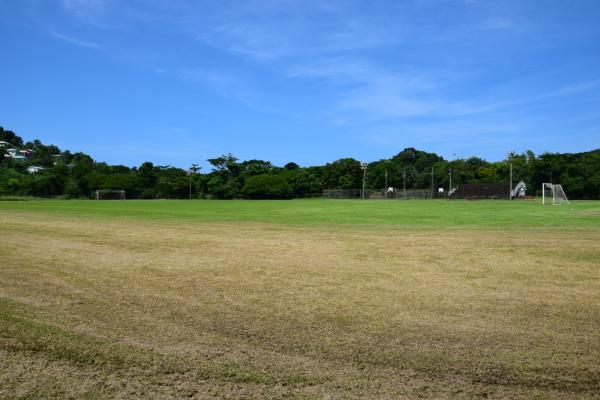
[323,189,437,199]
[452,183,511,200]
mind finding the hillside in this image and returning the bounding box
[1,126,599,199]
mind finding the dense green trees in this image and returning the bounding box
[287,169,322,197]
[242,174,292,199]
[0,126,599,199]
[0,127,23,147]
[321,158,363,189]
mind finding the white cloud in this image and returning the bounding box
[289,55,600,122]
[178,67,259,107]
[192,1,406,60]
[288,59,448,119]
[446,79,600,117]
[477,17,514,30]
[61,0,106,20]
[51,31,100,48]
[46,1,600,127]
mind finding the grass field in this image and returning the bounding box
[1,199,600,399]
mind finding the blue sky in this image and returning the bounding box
[1,0,599,169]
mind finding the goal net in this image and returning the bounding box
[95,190,126,200]
[542,183,569,205]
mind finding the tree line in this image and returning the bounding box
[1,126,599,199]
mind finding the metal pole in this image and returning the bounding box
[449,169,452,193]
[403,168,406,199]
[509,161,513,200]
[384,168,388,199]
[188,163,199,200]
[431,166,434,199]
[362,168,366,199]
[360,162,368,199]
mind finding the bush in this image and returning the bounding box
[241,174,292,199]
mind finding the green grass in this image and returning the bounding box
[1,198,599,229]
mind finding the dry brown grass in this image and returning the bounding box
[1,211,600,399]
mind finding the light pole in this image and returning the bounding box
[431,166,434,198]
[361,162,368,199]
[450,153,457,198]
[403,168,406,199]
[188,163,199,200]
[509,161,513,200]
[506,152,514,200]
[384,168,388,199]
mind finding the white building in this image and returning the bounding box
[5,148,34,160]
[27,166,45,174]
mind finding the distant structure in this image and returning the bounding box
[3,146,49,164]
[27,166,45,174]
[452,182,511,200]
[511,181,527,199]
[451,181,527,200]
[4,148,28,160]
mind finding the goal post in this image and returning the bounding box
[542,183,569,205]
[95,190,126,200]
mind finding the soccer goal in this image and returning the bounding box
[542,183,569,205]
[95,190,126,200]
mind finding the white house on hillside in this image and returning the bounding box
[4,148,27,161]
[4,147,34,161]
[27,166,45,174]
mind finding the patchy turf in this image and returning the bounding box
[1,200,599,399]
[1,198,599,229]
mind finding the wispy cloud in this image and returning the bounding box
[51,31,100,48]
[288,53,600,123]
[178,67,258,107]
[447,79,600,117]
[475,17,515,31]
[61,0,106,20]
[193,1,406,60]
[343,77,600,121]
[42,2,600,129]
[47,1,543,122]
[289,59,452,120]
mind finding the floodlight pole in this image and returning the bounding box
[361,162,368,199]
[431,166,434,198]
[509,162,513,200]
[505,152,512,200]
[384,168,388,199]
[188,163,199,200]
[448,169,452,194]
[403,168,406,199]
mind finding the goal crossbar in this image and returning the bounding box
[95,190,126,200]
